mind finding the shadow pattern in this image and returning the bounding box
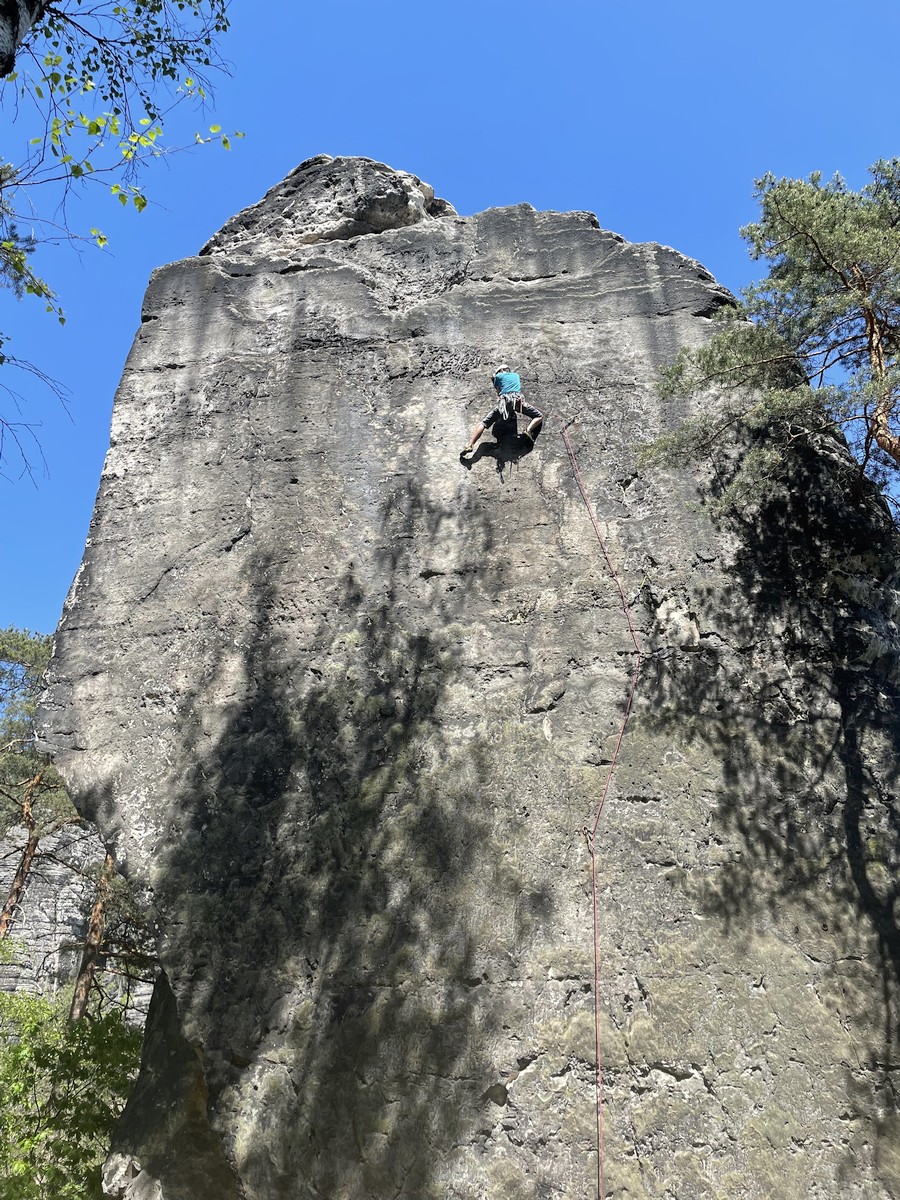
[103,464,553,1200]
[460,419,538,481]
[642,429,900,1167]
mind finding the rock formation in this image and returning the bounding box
[39,155,900,1198]
[0,823,106,994]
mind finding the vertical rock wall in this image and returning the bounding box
[0,823,105,994]
[39,156,900,1199]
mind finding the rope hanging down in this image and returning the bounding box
[558,420,644,1200]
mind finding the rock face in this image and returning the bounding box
[39,155,900,1199]
[0,824,105,995]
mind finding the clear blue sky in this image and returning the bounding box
[3,0,899,634]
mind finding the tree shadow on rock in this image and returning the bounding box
[120,469,536,1199]
[642,434,900,1157]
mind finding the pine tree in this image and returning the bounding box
[654,159,900,516]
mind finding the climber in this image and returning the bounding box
[462,364,543,456]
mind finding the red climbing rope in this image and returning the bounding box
[558,420,643,1200]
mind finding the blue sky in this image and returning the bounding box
[3,0,900,633]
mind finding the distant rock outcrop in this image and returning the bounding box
[0,823,105,994]
[39,155,900,1199]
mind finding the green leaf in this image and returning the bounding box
[0,0,232,395]
[0,989,141,1199]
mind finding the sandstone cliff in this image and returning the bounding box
[39,156,900,1199]
[0,823,106,994]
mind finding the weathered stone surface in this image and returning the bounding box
[39,156,900,1198]
[0,823,104,994]
[201,154,457,259]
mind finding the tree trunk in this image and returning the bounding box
[863,304,900,466]
[872,402,900,466]
[69,850,115,1022]
[0,1,49,76]
[0,769,42,939]
[0,832,39,939]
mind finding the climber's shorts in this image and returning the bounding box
[482,396,543,427]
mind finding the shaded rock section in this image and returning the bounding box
[39,156,900,1199]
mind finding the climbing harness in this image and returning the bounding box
[498,393,524,422]
[558,417,644,1200]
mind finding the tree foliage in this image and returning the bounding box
[0,969,141,1200]
[654,159,900,515]
[0,0,236,470]
[0,629,149,1193]
[0,626,71,837]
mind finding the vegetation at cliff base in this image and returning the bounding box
[652,159,900,517]
[0,626,149,1196]
[0,978,141,1200]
